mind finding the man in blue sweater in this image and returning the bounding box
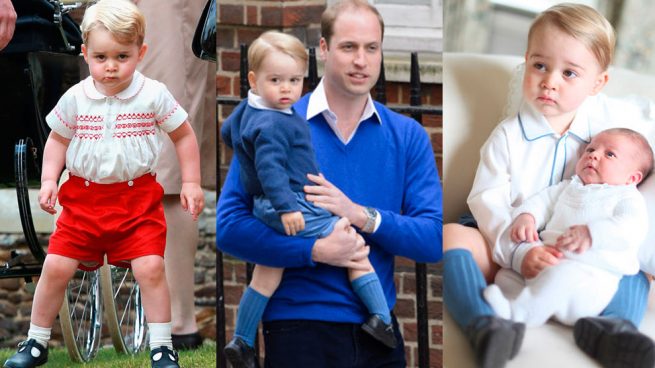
[217,0,443,366]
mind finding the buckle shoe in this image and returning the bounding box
[464,316,525,368]
[224,337,256,368]
[3,339,48,368]
[361,315,398,349]
[574,316,655,368]
[150,346,180,368]
[172,332,203,350]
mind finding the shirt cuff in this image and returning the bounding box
[372,209,382,233]
[511,241,538,274]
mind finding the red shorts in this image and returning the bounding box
[48,174,166,271]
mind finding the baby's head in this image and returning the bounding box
[81,0,145,47]
[523,4,615,127]
[576,128,654,186]
[247,31,307,110]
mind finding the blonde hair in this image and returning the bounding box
[528,3,615,70]
[321,0,384,47]
[599,128,654,182]
[248,31,307,73]
[81,0,146,46]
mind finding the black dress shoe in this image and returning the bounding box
[574,316,655,368]
[150,346,180,368]
[361,315,398,349]
[3,339,48,368]
[172,332,203,350]
[464,315,524,368]
[224,337,256,368]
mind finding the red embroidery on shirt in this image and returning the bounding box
[112,129,156,138]
[157,103,179,126]
[76,115,104,123]
[116,112,156,121]
[115,122,156,129]
[54,107,75,130]
[74,133,102,140]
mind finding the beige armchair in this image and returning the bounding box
[443,52,655,367]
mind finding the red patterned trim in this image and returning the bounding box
[77,125,103,131]
[74,133,102,140]
[156,103,180,126]
[113,129,157,138]
[76,115,104,123]
[54,107,75,130]
[115,122,156,129]
[116,112,156,121]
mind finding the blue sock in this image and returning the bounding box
[443,249,494,328]
[601,271,649,327]
[234,287,269,347]
[352,273,391,324]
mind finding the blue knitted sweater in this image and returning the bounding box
[221,100,319,213]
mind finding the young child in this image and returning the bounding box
[483,128,653,327]
[220,30,394,368]
[443,4,655,367]
[3,1,204,367]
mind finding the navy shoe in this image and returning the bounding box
[464,316,525,368]
[172,332,203,350]
[3,339,48,368]
[362,315,398,349]
[574,316,655,368]
[224,337,256,368]
[150,346,180,368]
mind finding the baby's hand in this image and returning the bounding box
[555,225,591,254]
[281,211,305,236]
[521,246,563,279]
[38,180,59,215]
[180,182,204,221]
[510,213,538,243]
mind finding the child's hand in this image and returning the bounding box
[38,180,59,215]
[281,211,305,236]
[510,213,539,243]
[180,182,204,221]
[555,225,591,254]
[521,246,563,279]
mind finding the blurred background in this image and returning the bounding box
[444,0,655,74]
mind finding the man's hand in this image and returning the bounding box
[304,173,366,228]
[510,213,539,243]
[281,211,305,236]
[521,246,562,279]
[311,217,370,270]
[0,0,16,51]
[555,225,592,254]
[38,180,59,215]
[180,182,204,221]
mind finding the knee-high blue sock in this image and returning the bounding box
[352,272,391,324]
[234,287,269,347]
[443,249,494,328]
[601,271,650,327]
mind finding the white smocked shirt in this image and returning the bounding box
[467,93,655,271]
[45,71,188,183]
[511,175,647,276]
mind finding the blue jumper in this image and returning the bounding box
[217,93,443,323]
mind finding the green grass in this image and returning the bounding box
[0,342,216,367]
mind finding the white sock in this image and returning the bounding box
[27,323,51,348]
[483,284,512,320]
[148,322,173,350]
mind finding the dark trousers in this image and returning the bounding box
[262,315,406,368]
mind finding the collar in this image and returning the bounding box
[518,99,592,143]
[247,89,293,114]
[83,71,146,100]
[306,78,381,143]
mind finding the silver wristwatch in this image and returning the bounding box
[362,206,377,233]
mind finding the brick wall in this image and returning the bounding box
[218,1,443,367]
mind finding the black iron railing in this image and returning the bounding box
[216,45,442,368]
